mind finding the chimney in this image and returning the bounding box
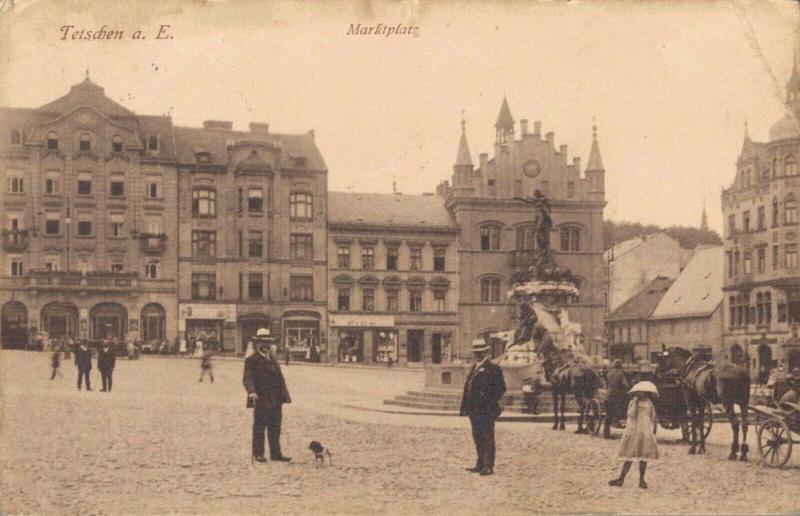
[479,152,488,170]
[203,120,233,131]
[307,129,315,140]
[249,122,269,134]
[533,121,542,136]
[520,119,529,135]
[545,131,554,146]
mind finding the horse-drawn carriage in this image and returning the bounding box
[750,379,800,468]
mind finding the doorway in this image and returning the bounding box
[90,303,127,341]
[41,302,79,340]
[407,329,424,363]
[1,302,28,349]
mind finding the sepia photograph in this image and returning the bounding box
[1,0,799,514]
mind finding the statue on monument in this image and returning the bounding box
[515,189,553,259]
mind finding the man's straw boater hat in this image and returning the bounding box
[471,339,489,352]
[254,328,276,341]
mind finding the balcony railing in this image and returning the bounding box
[26,270,138,290]
[2,229,29,252]
[139,233,167,255]
[510,249,536,268]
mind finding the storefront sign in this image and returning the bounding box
[179,303,237,322]
[329,314,394,328]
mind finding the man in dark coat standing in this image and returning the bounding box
[460,338,506,476]
[98,337,117,392]
[243,328,292,463]
[603,359,630,439]
[74,340,93,391]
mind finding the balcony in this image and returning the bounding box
[26,270,138,291]
[2,229,29,252]
[510,249,536,268]
[139,233,167,255]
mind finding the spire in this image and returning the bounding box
[455,112,473,167]
[744,118,750,141]
[586,122,604,171]
[495,96,514,130]
[700,199,709,231]
[788,49,800,103]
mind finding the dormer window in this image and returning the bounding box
[79,133,91,152]
[112,135,123,153]
[148,136,159,151]
[46,132,58,150]
[10,130,20,145]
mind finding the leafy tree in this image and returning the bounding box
[603,220,721,251]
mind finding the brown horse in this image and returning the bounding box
[537,337,599,433]
[660,346,751,460]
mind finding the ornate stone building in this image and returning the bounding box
[722,57,800,377]
[436,99,607,359]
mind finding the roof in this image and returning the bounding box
[606,276,674,322]
[172,126,326,171]
[455,121,473,167]
[38,77,136,119]
[586,126,604,171]
[328,192,457,229]
[604,232,666,261]
[650,246,723,319]
[495,97,514,130]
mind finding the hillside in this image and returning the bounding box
[603,220,722,251]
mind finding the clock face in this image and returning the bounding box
[523,159,541,178]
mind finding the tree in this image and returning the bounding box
[604,220,721,251]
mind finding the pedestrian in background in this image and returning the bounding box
[193,339,204,358]
[50,350,62,380]
[609,381,659,489]
[74,341,93,391]
[199,348,214,383]
[603,360,630,439]
[459,338,506,476]
[98,339,117,392]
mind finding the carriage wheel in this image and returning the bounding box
[758,418,792,468]
[586,399,602,436]
[702,401,713,439]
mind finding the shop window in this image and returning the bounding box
[410,248,422,271]
[290,276,313,302]
[480,277,501,303]
[112,135,123,152]
[361,247,374,271]
[362,288,375,311]
[248,188,263,214]
[433,248,446,272]
[77,172,92,195]
[386,247,398,271]
[248,273,263,300]
[480,224,501,250]
[110,179,125,197]
[192,273,216,300]
[409,290,422,312]
[289,192,313,220]
[338,330,363,363]
[386,289,399,311]
[79,133,91,151]
[192,231,216,258]
[46,132,59,150]
[337,288,350,311]
[248,230,263,258]
[285,321,320,361]
[374,330,398,363]
[434,290,447,312]
[337,246,350,268]
[290,234,313,261]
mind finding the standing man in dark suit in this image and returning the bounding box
[603,359,630,439]
[243,328,292,463]
[74,340,93,391]
[460,338,506,476]
[98,337,117,392]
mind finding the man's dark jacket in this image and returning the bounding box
[243,351,291,408]
[74,347,92,371]
[459,360,507,419]
[98,348,116,372]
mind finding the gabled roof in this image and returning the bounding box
[651,246,723,319]
[328,192,457,229]
[38,77,136,119]
[606,276,674,322]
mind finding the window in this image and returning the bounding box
[773,199,780,227]
[337,246,351,269]
[785,195,798,224]
[77,216,92,237]
[196,152,210,163]
[786,244,798,269]
[786,155,797,176]
[481,278,501,303]
[110,179,124,197]
[111,262,124,273]
[386,289,399,311]
[728,214,736,236]
[290,192,313,220]
[145,260,159,279]
[148,136,159,151]
[191,273,216,300]
[757,206,765,231]
[10,258,23,277]
[337,288,350,311]
[44,172,60,195]
[560,227,580,252]
[774,245,780,270]
[727,251,733,278]
[112,135,123,152]
[290,276,313,302]
[410,248,422,271]
[757,293,764,325]
[192,189,216,217]
[743,211,750,232]
[45,212,60,235]
[567,181,575,198]
[434,248,446,272]
[248,188,263,214]
[757,247,766,273]
[729,296,736,329]
[434,290,447,312]
[110,214,125,238]
[146,218,162,235]
[44,256,59,271]
[733,250,740,275]
[361,247,374,270]
[409,290,422,312]
[743,251,752,274]
[516,226,535,250]
[765,292,772,324]
[386,247,398,271]
[362,288,375,311]
[779,302,788,323]
[290,234,313,261]
[77,172,92,195]
[146,181,160,199]
[192,231,216,258]
[7,173,23,193]
[248,230,263,258]
[46,132,58,150]
[480,225,501,250]
[10,130,20,144]
[248,273,263,300]
[79,133,91,152]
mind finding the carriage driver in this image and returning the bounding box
[780,368,800,405]
[603,359,630,439]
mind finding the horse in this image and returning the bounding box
[537,335,599,433]
[660,346,751,460]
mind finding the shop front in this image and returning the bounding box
[329,314,395,364]
[179,303,237,353]
[283,311,323,362]
[238,312,271,356]
[1,301,29,349]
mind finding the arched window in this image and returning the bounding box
[480,276,501,303]
[785,154,797,177]
[515,225,535,250]
[765,292,772,324]
[785,194,797,224]
[46,131,58,151]
[112,135,123,153]
[79,133,91,152]
[560,226,581,252]
[10,130,20,145]
[141,303,166,344]
[479,224,501,251]
[192,188,216,217]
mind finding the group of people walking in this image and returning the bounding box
[50,338,117,392]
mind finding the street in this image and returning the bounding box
[1,350,798,515]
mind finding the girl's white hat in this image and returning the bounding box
[628,380,659,397]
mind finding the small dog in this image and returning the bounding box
[308,441,332,466]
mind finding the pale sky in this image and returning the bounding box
[1,0,798,233]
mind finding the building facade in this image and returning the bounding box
[327,192,459,365]
[606,276,673,363]
[722,58,800,378]
[436,101,606,359]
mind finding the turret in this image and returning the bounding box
[585,124,605,201]
[452,116,475,198]
[495,97,514,145]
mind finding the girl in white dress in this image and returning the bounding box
[609,381,659,489]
